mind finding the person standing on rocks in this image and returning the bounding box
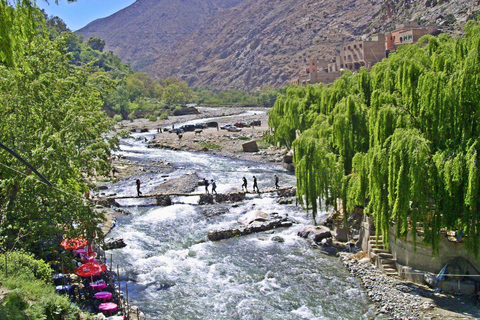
[274,174,279,189]
[136,179,142,196]
[253,176,260,193]
[242,177,248,192]
[211,179,217,195]
[204,178,210,194]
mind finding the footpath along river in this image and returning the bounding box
[103,114,372,319]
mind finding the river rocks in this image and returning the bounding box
[242,140,259,152]
[152,173,199,194]
[298,225,332,242]
[155,195,172,206]
[271,236,285,243]
[103,238,127,250]
[207,212,293,241]
[238,210,270,225]
[277,187,296,198]
[341,254,428,319]
[276,197,293,205]
[198,192,246,205]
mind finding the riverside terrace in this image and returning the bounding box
[50,240,145,319]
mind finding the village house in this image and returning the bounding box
[292,22,438,86]
[385,21,438,54]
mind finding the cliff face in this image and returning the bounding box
[77,0,480,90]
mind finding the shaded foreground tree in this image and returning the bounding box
[0,1,117,255]
[268,21,480,254]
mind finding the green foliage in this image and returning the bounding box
[0,251,52,283]
[86,35,105,52]
[113,114,123,122]
[0,273,86,320]
[269,22,480,254]
[0,5,115,252]
[199,142,221,149]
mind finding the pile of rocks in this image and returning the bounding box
[340,253,435,320]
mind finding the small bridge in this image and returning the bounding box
[95,186,296,207]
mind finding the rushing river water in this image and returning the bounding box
[104,113,371,319]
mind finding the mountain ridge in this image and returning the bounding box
[77,0,480,90]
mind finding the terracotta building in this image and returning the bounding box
[339,33,386,71]
[385,22,438,52]
[290,59,341,86]
[290,22,438,86]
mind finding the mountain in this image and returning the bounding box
[76,0,245,70]
[77,0,480,90]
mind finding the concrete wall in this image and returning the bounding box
[388,229,480,274]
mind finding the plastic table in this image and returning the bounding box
[94,291,113,302]
[98,302,118,316]
[81,255,95,263]
[74,248,87,254]
[89,281,107,291]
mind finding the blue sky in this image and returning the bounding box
[37,0,136,31]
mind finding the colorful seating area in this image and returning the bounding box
[51,237,124,318]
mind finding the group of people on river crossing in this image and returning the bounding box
[136,174,280,197]
[241,174,279,193]
[203,178,217,195]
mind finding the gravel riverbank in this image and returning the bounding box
[340,253,480,320]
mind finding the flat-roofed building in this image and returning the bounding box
[339,33,386,71]
[385,22,438,52]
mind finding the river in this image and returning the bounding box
[104,113,371,319]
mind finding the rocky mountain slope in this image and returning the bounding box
[77,0,480,90]
[76,0,245,70]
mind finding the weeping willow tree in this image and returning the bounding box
[269,21,480,254]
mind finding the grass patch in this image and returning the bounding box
[199,141,221,149]
[256,139,271,150]
[0,274,88,320]
[235,136,251,141]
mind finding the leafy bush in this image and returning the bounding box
[113,114,123,122]
[159,112,169,120]
[173,106,183,116]
[148,114,157,121]
[0,251,52,283]
[0,274,87,320]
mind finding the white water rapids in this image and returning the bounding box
[104,113,370,319]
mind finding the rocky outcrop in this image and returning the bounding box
[207,212,293,241]
[198,192,245,204]
[103,238,127,250]
[297,225,332,242]
[238,210,270,224]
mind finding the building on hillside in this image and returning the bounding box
[385,22,438,53]
[339,33,386,71]
[290,59,341,86]
[289,22,438,86]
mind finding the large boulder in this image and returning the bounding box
[238,210,271,225]
[297,225,332,242]
[242,140,259,152]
